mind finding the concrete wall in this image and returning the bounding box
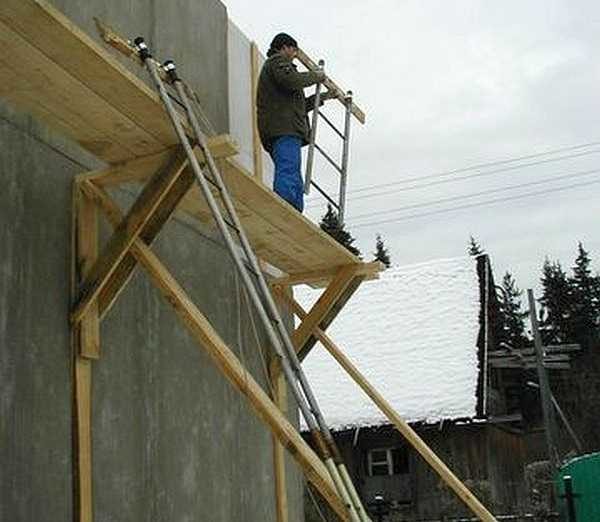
[0,1,302,520]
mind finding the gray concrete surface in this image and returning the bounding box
[0,0,303,520]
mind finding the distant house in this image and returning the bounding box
[297,256,531,521]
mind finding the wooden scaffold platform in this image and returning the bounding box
[0,1,498,521]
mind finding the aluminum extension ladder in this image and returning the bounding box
[133,38,370,522]
[303,59,354,226]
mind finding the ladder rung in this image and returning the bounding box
[314,143,343,175]
[311,180,340,209]
[223,216,241,234]
[317,110,346,140]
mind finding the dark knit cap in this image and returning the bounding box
[268,33,298,56]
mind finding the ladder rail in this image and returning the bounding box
[338,92,353,224]
[304,60,324,195]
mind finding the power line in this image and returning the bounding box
[348,178,600,229]
[308,139,600,198]
[306,147,600,208]
[349,168,600,221]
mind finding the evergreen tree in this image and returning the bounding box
[539,259,573,344]
[373,234,391,268]
[468,236,484,257]
[319,204,361,257]
[497,271,529,349]
[568,242,600,341]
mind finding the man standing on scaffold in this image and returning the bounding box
[257,33,332,212]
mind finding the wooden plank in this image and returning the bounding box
[291,265,359,356]
[77,188,100,359]
[270,359,289,522]
[250,42,264,183]
[0,0,176,147]
[271,261,383,288]
[71,151,188,323]
[278,292,499,522]
[99,164,195,317]
[71,184,93,522]
[0,20,161,162]
[88,191,349,520]
[78,136,239,187]
[296,48,366,124]
[216,158,360,272]
[79,167,196,319]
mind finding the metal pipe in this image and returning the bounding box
[304,59,324,195]
[338,91,353,225]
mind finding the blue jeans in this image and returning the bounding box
[270,136,303,212]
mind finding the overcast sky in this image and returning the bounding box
[223,0,600,294]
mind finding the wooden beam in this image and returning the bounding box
[88,188,350,521]
[277,292,499,522]
[270,261,383,288]
[77,136,238,188]
[250,42,264,184]
[270,359,289,522]
[296,48,366,124]
[71,150,188,323]
[71,184,94,522]
[95,165,195,318]
[76,188,100,359]
[291,265,360,359]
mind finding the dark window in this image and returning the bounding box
[366,447,409,476]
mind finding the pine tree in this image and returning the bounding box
[319,204,361,257]
[569,242,599,342]
[497,271,529,349]
[468,236,484,257]
[373,234,391,268]
[539,259,573,344]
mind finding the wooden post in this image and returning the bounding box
[277,290,499,522]
[71,184,97,522]
[270,360,289,522]
[527,289,560,469]
[250,42,264,184]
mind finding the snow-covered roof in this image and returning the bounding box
[296,256,482,430]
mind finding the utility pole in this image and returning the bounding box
[527,289,560,469]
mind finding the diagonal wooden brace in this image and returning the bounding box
[71,149,189,323]
[84,183,350,521]
[276,290,499,522]
[292,264,365,361]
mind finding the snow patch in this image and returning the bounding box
[295,256,481,430]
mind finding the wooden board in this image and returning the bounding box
[179,157,363,276]
[0,0,377,284]
[0,0,185,163]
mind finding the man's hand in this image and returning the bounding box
[314,70,326,82]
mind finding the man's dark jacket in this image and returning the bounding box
[257,54,322,152]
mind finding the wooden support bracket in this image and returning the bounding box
[71,149,189,323]
[291,264,363,361]
[85,184,350,521]
[276,291,499,522]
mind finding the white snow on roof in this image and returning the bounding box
[296,256,481,430]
